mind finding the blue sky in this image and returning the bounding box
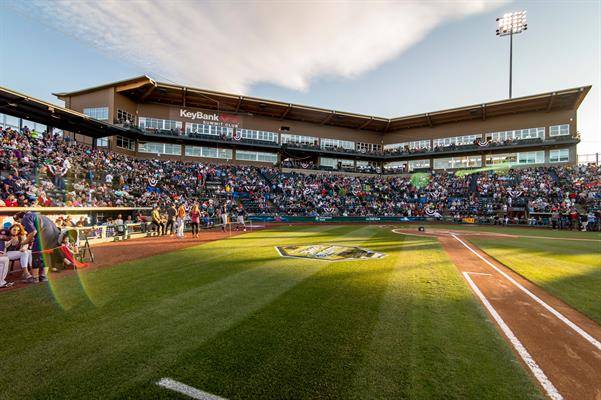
[1,1,599,154]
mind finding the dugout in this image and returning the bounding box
[0,207,151,228]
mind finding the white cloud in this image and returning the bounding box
[7,0,503,93]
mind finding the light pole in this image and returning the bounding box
[496,11,527,99]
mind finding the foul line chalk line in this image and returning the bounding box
[451,234,601,352]
[156,378,227,400]
[462,272,563,400]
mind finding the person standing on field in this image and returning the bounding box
[176,204,186,239]
[207,202,215,227]
[569,209,579,231]
[151,205,164,235]
[165,204,177,236]
[221,206,229,232]
[189,203,201,238]
[551,211,560,230]
[236,205,247,232]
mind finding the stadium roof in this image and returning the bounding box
[0,86,133,139]
[54,76,591,133]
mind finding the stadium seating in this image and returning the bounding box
[1,126,599,229]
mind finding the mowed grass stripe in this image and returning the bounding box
[0,225,345,331]
[113,225,382,398]
[0,225,367,399]
[132,227,541,400]
[127,225,389,399]
[350,235,543,400]
[470,236,601,325]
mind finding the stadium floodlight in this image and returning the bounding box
[496,11,527,99]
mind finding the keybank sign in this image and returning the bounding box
[180,109,219,121]
[178,109,239,127]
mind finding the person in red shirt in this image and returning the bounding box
[3,195,18,207]
[569,209,580,231]
[37,191,53,207]
[189,203,201,238]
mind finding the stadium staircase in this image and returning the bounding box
[258,168,276,187]
[549,168,561,185]
[201,173,261,214]
[202,179,223,198]
[549,166,588,213]
[238,168,276,214]
[240,197,260,214]
[468,174,479,194]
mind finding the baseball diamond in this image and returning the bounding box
[1,2,600,399]
[0,225,599,400]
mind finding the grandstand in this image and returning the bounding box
[0,121,599,225]
[0,83,599,226]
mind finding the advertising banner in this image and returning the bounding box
[175,107,240,128]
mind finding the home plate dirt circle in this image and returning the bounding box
[392,226,601,400]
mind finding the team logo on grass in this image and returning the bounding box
[276,245,385,261]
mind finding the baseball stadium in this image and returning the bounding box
[1,2,600,400]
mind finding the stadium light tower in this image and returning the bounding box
[496,11,527,99]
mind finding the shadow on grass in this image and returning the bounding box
[123,256,398,399]
[122,260,541,400]
[0,226,542,400]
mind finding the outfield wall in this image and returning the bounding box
[249,216,429,223]
[247,215,565,228]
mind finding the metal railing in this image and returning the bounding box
[72,222,148,244]
[70,216,252,245]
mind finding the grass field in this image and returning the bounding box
[0,225,547,399]
[470,235,601,325]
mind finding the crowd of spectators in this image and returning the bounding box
[1,126,599,230]
[0,126,269,210]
